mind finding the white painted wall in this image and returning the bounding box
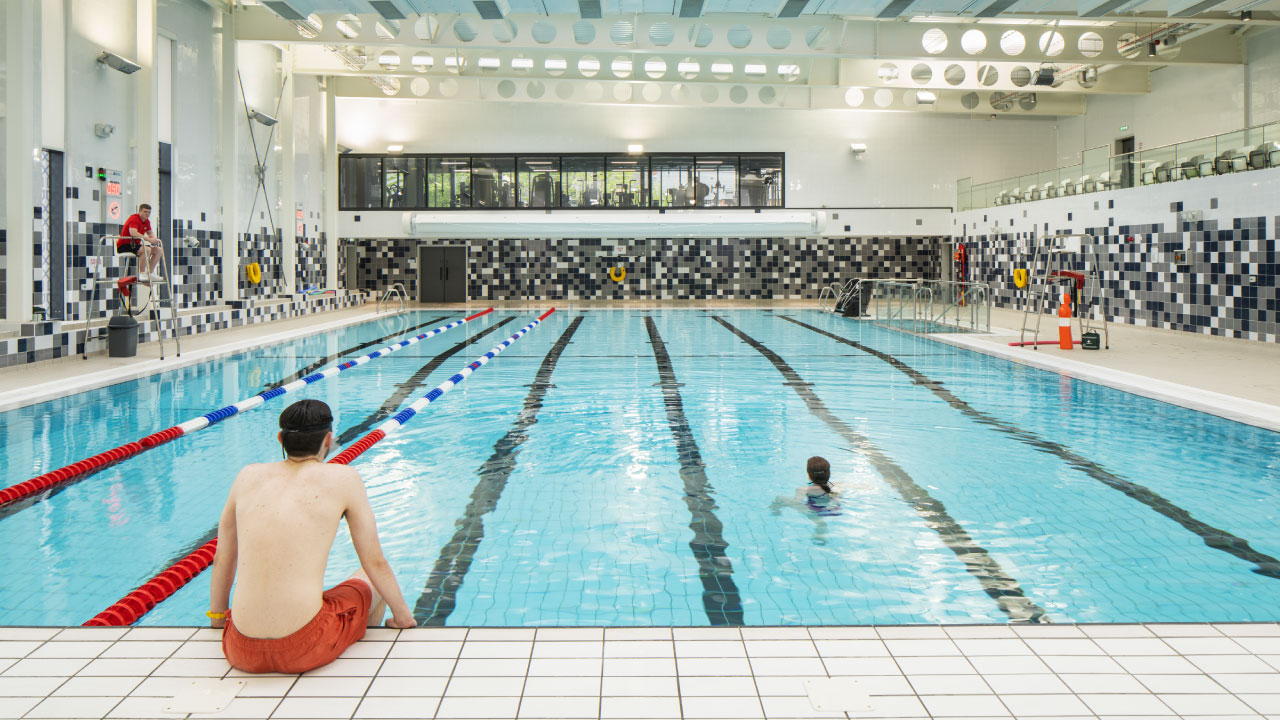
[1246,28,1280,128]
[235,42,282,236]
[158,0,218,226]
[293,74,327,237]
[0,1,7,225]
[335,98,1061,209]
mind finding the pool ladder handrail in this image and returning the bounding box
[377,283,408,314]
[869,279,931,333]
[929,280,992,333]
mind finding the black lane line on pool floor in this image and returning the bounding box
[644,317,745,626]
[711,316,1050,623]
[336,318,517,446]
[413,315,586,625]
[267,315,452,389]
[782,315,1280,580]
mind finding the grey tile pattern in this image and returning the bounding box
[295,233,327,291]
[240,230,284,300]
[340,237,942,301]
[957,215,1278,342]
[0,228,6,316]
[171,219,223,311]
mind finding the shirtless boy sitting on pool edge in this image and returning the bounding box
[209,399,416,674]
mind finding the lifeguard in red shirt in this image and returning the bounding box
[118,203,164,283]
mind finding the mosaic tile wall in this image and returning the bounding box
[240,230,284,300]
[64,221,127,322]
[171,219,223,310]
[957,216,1278,343]
[296,233,327,291]
[340,237,943,300]
[1,291,367,368]
[0,229,6,314]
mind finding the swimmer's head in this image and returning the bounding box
[806,456,832,493]
[279,399,334,459]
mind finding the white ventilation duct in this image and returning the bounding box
[402,210,825,239]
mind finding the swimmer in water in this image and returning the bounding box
[770,456,841,545]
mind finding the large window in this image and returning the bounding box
[428,157,470,208]
[339,153,784,210]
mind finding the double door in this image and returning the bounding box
[417,245,467,303]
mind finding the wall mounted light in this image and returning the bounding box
[1240,10,1252,20]
[627,144,644,154]
[849,143,867,154]
[337,144,353,154]
[97,51,141,74]
[387,144,404,152]
[94,123,116,138]
[1147,42,1158,56]
[248,109,279,126]
[915,90,937,105]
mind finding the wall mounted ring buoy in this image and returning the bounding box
[246,262,262,285]
[608,266,626,282]
[1013,268,1028,288]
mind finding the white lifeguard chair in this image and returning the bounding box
[1018,233,1110,350]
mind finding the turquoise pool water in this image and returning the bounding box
[2,309,1278,627]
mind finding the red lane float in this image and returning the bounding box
[84,309,555,627]
[3,310,495,510]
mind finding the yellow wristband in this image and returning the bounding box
[205,611,227,620]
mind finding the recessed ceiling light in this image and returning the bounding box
[478,57,500,69]
[627,144,644,154]
[512,57,534,69]
[744,63,766,75]
[387,144,404,152]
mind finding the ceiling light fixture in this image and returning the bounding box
[915,90,937,104]
[849,143,867,154]
[1241,10,1252,20]
[1147,42,1158,56]
[627,144,644,154]
[387,144,404,152]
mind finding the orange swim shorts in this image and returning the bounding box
[222,579,372,674]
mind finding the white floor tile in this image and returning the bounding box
[104,696,179,719]
[919,694,1011,717]
[151,657,230,677]
[77,657,165,677]
[1158,693,1256,715]
[299,658,383,677]
[336,641,392,659]
[603,640,673,658]
[533,628,603,641]
[1145,624,1223,638]
[465,629,535,642]
[375,658,456,676]
[177,694,282,718]
[450,658,530,676]
[387,641,461,659]
[529,641,601,658]
[1186,654,1278,674]
[286,675,373,696]
[806,627,878,640]
[677,656,754,676]
[835,675,913,695]
[365,676,449,697]
[1238,638,1280,655]
[517,695,598,718]
[460,641,533,659]
[817,657,900,675]
[906,674,990,695]
[1238,694,1280,713]
[741,628,810,640]
[1081,625,1155,638]
[0,675,66,697]
[602,657,676,676]
[967,655,1052,674]
[875,627,947,640]
[999,694,1092,717]
[3,658,92,676]
[753,676,809,697]
[1079,692,1176,715]
[27,641,113,659]
[602,676,678,696]
[0,629,58,642]
[673,628,741,641]
[51,629,128,642]
[361,629,401,642]
[1134,673,1228,693]
[54,676,143,697]
[1012,626,1087,639]
[952,639,1032,656]
[983,674,1069,694]
[747,657,826,676]
[1215,624,1280,637]
[1166,637,1249,655]
[435,695,521,718]
[0,696,41,719]
[1114,656,1204,675]
[845,694,929,718]
[1024,638,1105,656]
[166,641,223,659]
[353,695,441,719]
[520,675,600,696]
[603,628,670,640]
[675,640,748,658]
[131,675,237,697]
[24,695,122,719]
[1093,638,1177,656]
[1058,673,1149,693]
[270,695,360,718]
[892,656,974,675]
[943,626,1017,639]
[1041,655,1126,674]
[600,695,681,719]
[759,695,845,718]
[1210,673,1280,693]
[678,675,759,696]
[526,658,602,676]
[746,641,818,658]
[444,676,525,697]
[681,694,765,718]
[812,640,889,657]
[395,628,468,642]
[885,639,962,657]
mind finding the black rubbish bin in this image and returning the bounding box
[108,315,140,357]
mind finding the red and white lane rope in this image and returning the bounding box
[84,308,555,626]
[0,309,495,509]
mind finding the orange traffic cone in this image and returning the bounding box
[1058,292,1073,350]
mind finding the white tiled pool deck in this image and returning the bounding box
[3,624,1280,719]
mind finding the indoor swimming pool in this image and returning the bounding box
[2,309,1278,628]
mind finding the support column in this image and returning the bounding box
[279,48,297,296]
[135,0,158,218]
[5,0,40,321]
[218,8,239,302]
[323,75,339,292]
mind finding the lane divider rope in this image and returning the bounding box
[84,308,555,627]
[1,309,495,510]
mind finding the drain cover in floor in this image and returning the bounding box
[163,678,246,715]
[804,676,876,714]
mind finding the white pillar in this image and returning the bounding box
[218,8,239,302]
[279,48,297,296]
[323,75,339,291]
[5,0,40,321]
[135,0,158,219]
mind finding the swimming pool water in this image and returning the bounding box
[2,309,1278,627]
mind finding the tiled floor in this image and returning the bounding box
[2,624,1280,719]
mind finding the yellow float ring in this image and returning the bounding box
[1013,268,1028,289]
[608,266,626,282]
[246,262,262,285]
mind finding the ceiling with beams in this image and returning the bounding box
[231,0,1275,116]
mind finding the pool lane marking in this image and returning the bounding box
[644,316,745,626]
[268,314,451,388]
[781,315,1280,581]
[0,310,494,513]
[413,315,585,626]
[710,316,1050,624]
[86,309,555,627]
[336,318,518,445]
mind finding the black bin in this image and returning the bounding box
[108,315,140,357]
